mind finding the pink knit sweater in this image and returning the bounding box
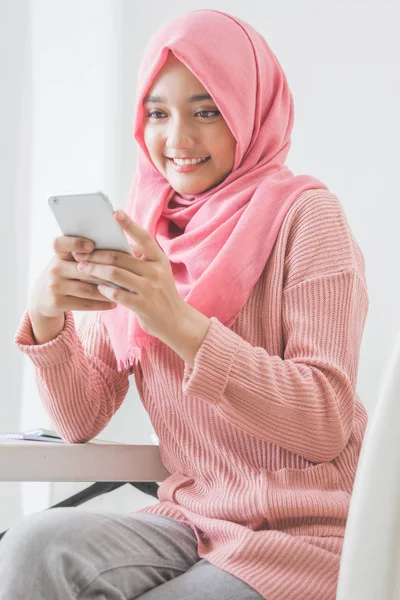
[15,189,369,600]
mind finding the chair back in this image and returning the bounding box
[337,329,400,599]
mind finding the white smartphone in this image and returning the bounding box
[48,191,133,290]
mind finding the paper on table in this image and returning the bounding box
[0,429,121,444]
[0,432,64,443]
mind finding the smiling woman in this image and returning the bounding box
[142,53,237,195]
[9,8,369,600]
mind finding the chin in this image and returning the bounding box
[169,179,210,196]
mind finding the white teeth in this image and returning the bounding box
[171,157,208,166]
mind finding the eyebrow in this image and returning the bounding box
[143,93,213,104]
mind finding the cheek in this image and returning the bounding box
[143,127,163,161]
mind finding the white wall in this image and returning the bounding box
[1,0,399,530]
[0,0,33,531]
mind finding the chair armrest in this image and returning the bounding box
[0,441,170,482]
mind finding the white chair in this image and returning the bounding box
[337,328,400,600]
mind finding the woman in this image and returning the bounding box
[2,9,369,600]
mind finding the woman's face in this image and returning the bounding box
[143,53,237,195]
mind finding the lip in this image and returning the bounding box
[166,156,210,173]
[166,156,208,160]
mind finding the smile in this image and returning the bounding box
[167,156,210,173]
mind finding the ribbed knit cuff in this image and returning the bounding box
[14,310,78,368]
[182,317,242,403]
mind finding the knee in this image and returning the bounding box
[0,508,102,596]
[0,507,90,560]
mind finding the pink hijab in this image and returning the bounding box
[101,9,328,371]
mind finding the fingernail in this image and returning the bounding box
[115,210,125,220]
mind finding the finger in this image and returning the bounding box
[54,296,117,312]
[53,258,106,283]
[57,278,117,303]
[53,236,95,261]
[74,249,148,277]
[97,283,133,305]
[114,210,160,262]
[76,261,142,292]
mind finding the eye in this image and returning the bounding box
[146,111,166,119]
[196,110,220,119]
[145,109,220,120]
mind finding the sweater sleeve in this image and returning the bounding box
[14,310,130,443]
[182,193,369,463]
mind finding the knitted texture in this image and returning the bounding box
[15,190,369,600]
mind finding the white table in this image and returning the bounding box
[0,441,170,482]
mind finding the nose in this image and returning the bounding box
[165,117,196,151]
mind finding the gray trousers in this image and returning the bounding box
[0,507,263,599]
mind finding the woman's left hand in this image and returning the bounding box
[74,210,186,341]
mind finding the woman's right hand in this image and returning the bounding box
[28,235,117,320]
